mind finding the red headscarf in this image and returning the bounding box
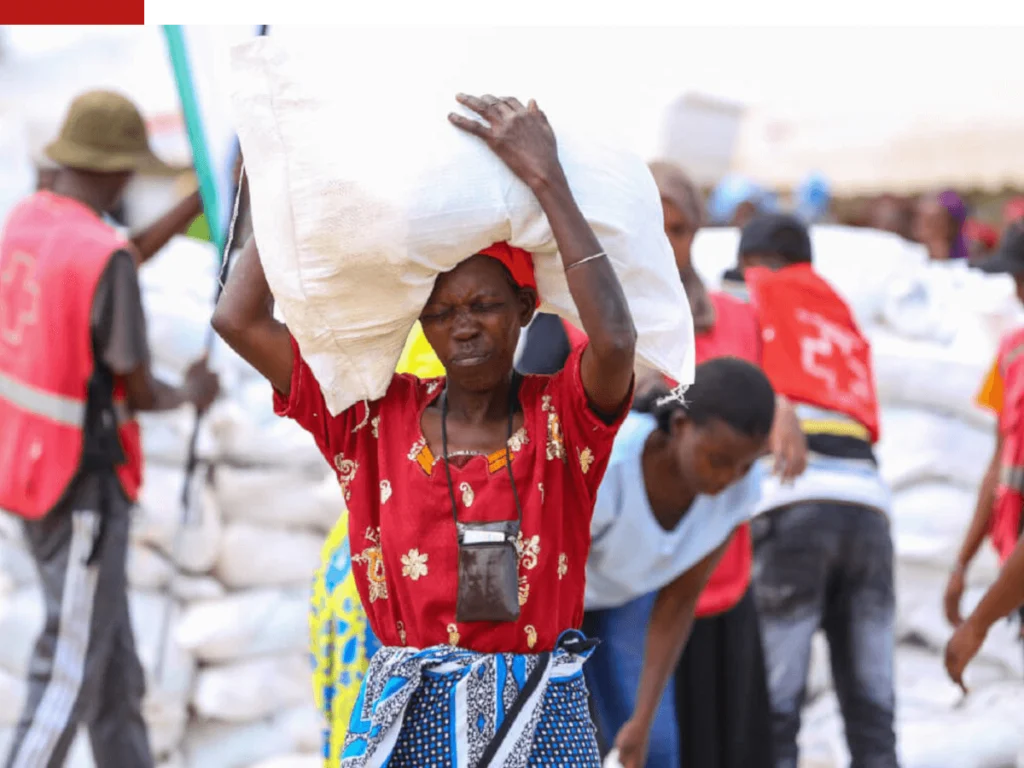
[478,242,539,306]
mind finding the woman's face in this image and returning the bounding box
[668,413,766,497]
[661,198,697,275]
[420,255,535,391]
[912,196,950,247]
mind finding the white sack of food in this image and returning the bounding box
[192,654,310,722]
[880,261,1022,346]
[249,755,320,768]
[184,720,295,768]
[127,543,174,591]
[175,586,309,663]
[137,408,220,466]
[214,465,341,532]
[207,390,324,469]
[169,572,226,602]
[0,666,26,726]
[0,585,42,676]
[0,536,36,588]
[214,521,322,589]
[133,465,222,573]
[889,482,983,569]
[870,328,996,427]
[691,225,927,324]
[272,704,322,755]
[877,407,994,491]
[230,33,694,416]
[128,591,197,704]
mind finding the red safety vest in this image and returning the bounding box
[0,191,143,519]
[991,327,1024,562]
[745,263,880,443]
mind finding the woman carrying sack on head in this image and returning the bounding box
[310,321,442,766]
[214,93,638,767]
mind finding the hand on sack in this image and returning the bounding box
[611,718,649,768]
[769,395,807,483]
[943,563,967,627]
[944,616,987,694]
[448,93,565,192]
[183,357,220,413]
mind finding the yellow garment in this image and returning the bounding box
[977,356,1004,414]
[396,321,445,378]
[310,322,444,767]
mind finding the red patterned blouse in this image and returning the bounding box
[275,336,628,654]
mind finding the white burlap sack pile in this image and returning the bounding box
[230,32,695,418]
[0,236,330,768]
[694,227,1024,768]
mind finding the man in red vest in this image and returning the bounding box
[0,91,219,768]
[732,214,897,768]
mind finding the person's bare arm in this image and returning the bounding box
[612,541,728,768]
[123,359,218,413]
[946,532,1024,689]
[211,236,294,395]
[945,427,1003,626]
[130,190,204,265]
[449,94,636,415]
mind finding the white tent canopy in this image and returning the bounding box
[732,104,1024,197]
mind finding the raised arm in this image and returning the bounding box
[130,190,204,265]
[211,236,294,395]
[449,94,636,414]
[612,541,728,768]
[945,427,1003,627]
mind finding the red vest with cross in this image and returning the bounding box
[0,191,143,519]
[991,326,1024,562]
[745,263,880,442]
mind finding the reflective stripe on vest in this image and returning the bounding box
[999,464,1024,494]
[0,371,131,427]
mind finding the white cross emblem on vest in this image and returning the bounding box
[0,251,41,347]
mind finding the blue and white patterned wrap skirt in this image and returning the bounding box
[341,629,601,768]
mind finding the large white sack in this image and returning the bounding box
[890,482,985,569]
[248,756,320,768]
[877,407,994,491]
[230,34,694,417]
[0,535,36,588]
[127,543,175,591]
[208,386,324,469]
[871,328,997,427]
[137,409,220,466]
[184,719,297,768]
[192,654,310,722]
[214,521,322,589]
[0,666,26,726]
[691,225,927,324]
[214,465,341,532]
[133,465,223,573]
[0,585,42,676]
[175,586,309,663]
[128,590,197,703]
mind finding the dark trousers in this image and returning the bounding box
[4,473,153,768]
[752,502,898,768]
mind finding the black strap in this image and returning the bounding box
[440,373,524,528]
[477,650,551,766]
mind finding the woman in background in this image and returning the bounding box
[624,162,803,767]
[913,189,970,261]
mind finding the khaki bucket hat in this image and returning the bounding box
[45,90,173,175]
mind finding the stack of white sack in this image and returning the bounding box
[693,226,1024,767]
[229,31,696,418]
[0,235,335,767]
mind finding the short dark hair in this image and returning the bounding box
[635,357,776,438]
[739,213,813,265]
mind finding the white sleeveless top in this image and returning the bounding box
[584,412,762,611]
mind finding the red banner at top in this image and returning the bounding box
[2,0,144,23]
